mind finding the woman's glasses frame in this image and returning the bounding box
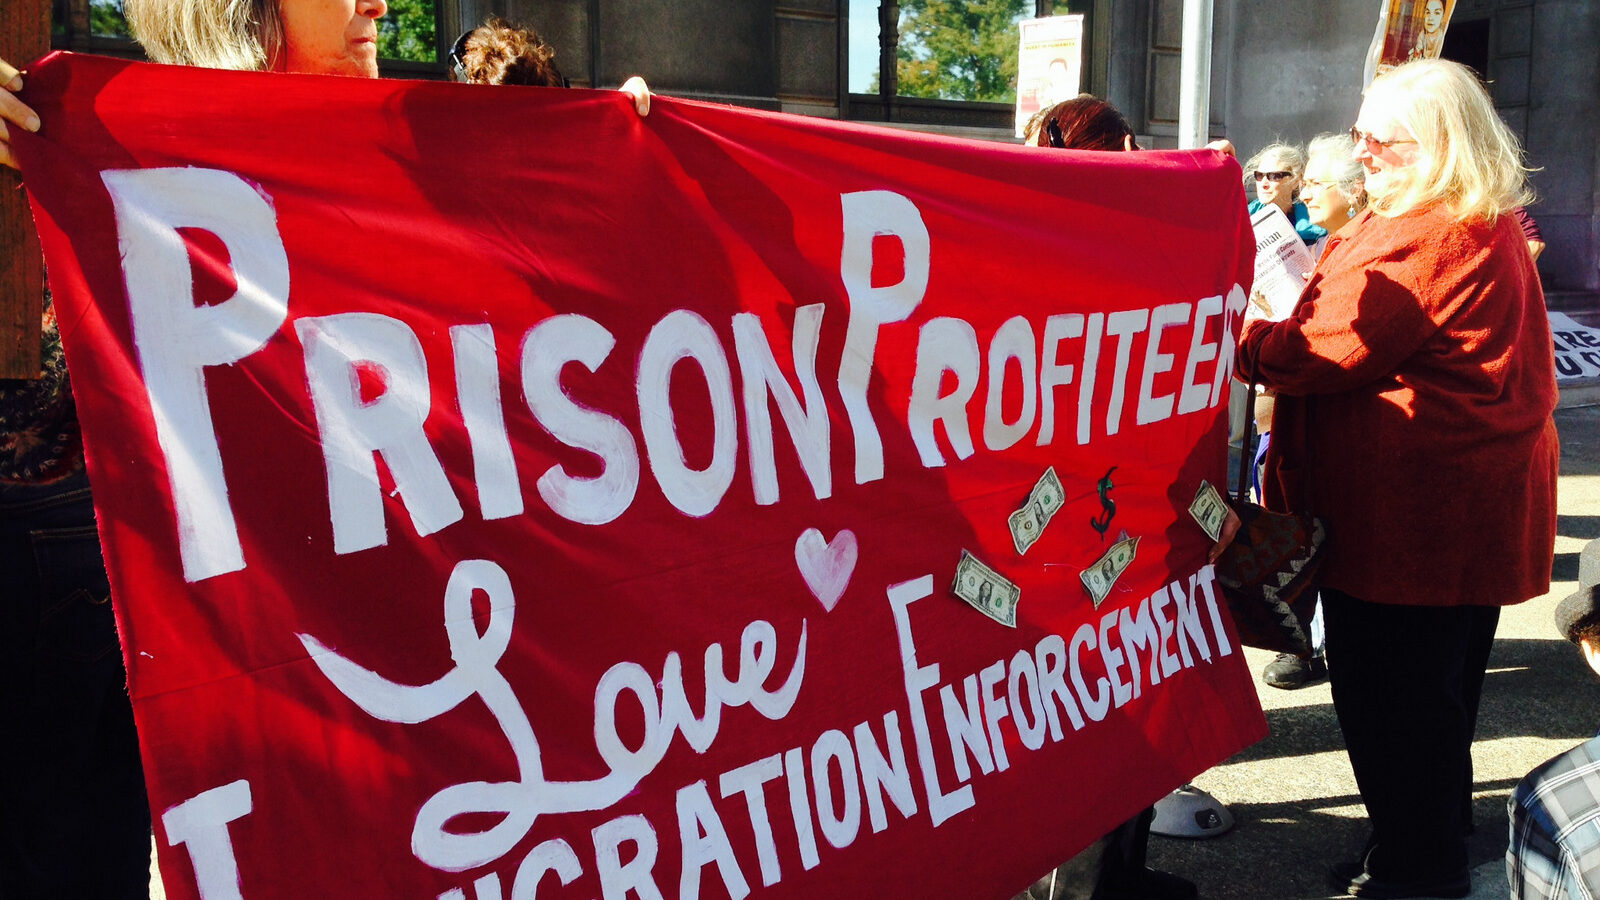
[1349,126,1418,151]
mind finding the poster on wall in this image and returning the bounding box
[1015,14,1085,139]
[15,51,1265,900]
[1364,0,1457,84]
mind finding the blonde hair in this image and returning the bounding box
[127,0,283,71]
[1362,59,1533,221]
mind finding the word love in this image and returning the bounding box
[443,562,1237,900]
[295,558,807,873]
[101,168,1245,582]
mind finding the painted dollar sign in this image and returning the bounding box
[1090,466,1117,538]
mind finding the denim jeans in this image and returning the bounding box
[0,471,151,899]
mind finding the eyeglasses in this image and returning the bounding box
[1349,126,1418,151]
[1253,171,1293,183]
[1301,178,1328,192]
[449,29,473,82]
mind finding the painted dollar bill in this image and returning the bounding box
[1188,480,1229,541]
[1008,466,1066,556]
[1080,536,1140,608]
[1008,506,1042,555]
[1032,467,1064,520]
[952,550,1020,627]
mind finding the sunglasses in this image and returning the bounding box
[1349,126,1417,150]
[1253,170,1293,183]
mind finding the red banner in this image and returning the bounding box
[16,52,1263,900]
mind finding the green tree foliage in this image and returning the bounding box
[896,0,1028,102]
[89,0,130,39]
[377,0,437,63]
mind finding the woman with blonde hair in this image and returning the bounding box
[0,2,642,894]
[0,3,394,895]
[1236,59,1557,899]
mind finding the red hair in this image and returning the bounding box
[1029,95,1137,152]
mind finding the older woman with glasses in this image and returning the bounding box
[1246,142,1326,247]
[1237,60,1558,899]
[1255,132,1366,691]
[1298,132,1368,255]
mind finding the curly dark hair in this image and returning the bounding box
[454,18,566,87]
[1575,617,1600,647]
[1028,94,1137,152]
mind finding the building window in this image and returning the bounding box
[846,1,1082,131]
[377,0,439,64]
[88,0,130,39]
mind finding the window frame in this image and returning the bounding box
[843,0,1095,133]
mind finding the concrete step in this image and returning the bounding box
[1562,377,1600,409]
[1547,290,1600,327]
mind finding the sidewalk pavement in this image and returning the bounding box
[1148,402,1600,900]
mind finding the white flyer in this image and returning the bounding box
[1014,15,1084,139]
[1550,311,1600,383]
[1248,204,1317,322]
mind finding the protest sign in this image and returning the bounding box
[1550,311,1600,382]
[15,52,1264,900]
[1014,15,1084,139]
[1247,205,1316,322]
[1364,0,1457,84]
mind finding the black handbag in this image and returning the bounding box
[1212,384,1327,656]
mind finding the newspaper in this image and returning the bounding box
[1248,204,1317,322]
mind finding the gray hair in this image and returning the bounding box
[127,0,284,71]
[1305,132,1367,211]
[1245,142,1306,180]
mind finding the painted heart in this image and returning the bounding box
[794,528,858,612]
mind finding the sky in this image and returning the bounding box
[848,0,880,93]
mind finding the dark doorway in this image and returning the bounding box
[1442,17,1491,80]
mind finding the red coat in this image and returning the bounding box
[1236,204,1559,607]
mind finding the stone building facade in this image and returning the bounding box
[49,0,1598,318]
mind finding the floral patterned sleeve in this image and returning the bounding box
[0,288,85,484]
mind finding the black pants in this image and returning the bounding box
[1322,588,1498,882]
[1028,807,1155,900]
[0,472,151,899]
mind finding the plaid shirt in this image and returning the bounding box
[1509,734,1600,899]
